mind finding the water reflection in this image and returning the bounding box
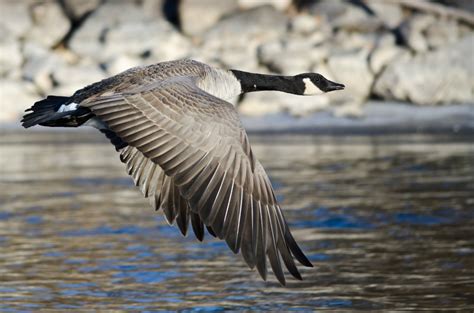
[0,130,473,311]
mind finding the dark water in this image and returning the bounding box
[0,130,473,311]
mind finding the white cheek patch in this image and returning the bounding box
[303,78,324,95]
[57,102,79,113]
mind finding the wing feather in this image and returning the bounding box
[83,75,312,285]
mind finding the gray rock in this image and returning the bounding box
[106,55,146,76]
[69,1,190,63]
[103,19,191,62]
[440,0,474,12]
[180,0,238,36]
[22,43,67,92]
[239,93,285,116]
[330,31,380,52]
[27,1,71,47]
[374,35,474,105]
[238,0,291,11]
[51,60,106,95]
[309,0,383,33]
[69,1,149,59]
[369,34,410,74]
[370,44,409,75]
[217,49,260,72]
[290,14,319,34]
[0,1,32,38]
[366,1,404,29]
[258,35,328,74]
[425,18,460,50]
[326,49,374,102]
[0,79,39,123]
[0,26,22,78]
[141,0,166,18]
[204,5,287,42]
[399,14,435,53]
[201,5,288,70]
[308,63,364,117]
[62,0,101,21]
[239,91,330,117]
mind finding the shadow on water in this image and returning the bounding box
[0,130,473,311]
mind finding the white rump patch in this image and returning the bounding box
[57,102,78,113]
[302,78,324,96]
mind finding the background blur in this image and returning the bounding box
[1,1,474,311]
[0,0,473,128]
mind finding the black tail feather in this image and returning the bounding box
[22,96,71,128]
[22,96,92,128]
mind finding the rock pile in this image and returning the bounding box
[0,0,473,123]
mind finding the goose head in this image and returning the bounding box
[295,73,345,96]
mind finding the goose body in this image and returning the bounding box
[22,59,344,285]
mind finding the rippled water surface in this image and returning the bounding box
[1,130,473,311]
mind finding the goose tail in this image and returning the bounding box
[21,96,89,128]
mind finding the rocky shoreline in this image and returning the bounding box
[1,0,473,124]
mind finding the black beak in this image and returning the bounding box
[325,80,345,92]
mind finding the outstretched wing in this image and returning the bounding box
[81,76,312,285]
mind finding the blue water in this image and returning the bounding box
[0,132,473,311]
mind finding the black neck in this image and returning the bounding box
[230,70,305,95]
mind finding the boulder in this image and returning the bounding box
[0,79,39,123]
[51,60,106,95]
[0,26,22,78]
[238,91,330,117]
[290,14,319,34]
[0,1,32,38]
[308,0,383,33]
[239,93,284,116]
[331,31,378,51]
[26,1,71,48]
[69,1,190,63]
[439,0,474,12]
[141,0,166,18]
[22,43,67,92]
[258,35,328,74]
[368,34,410,74]
[179,0,238,36]
[238,0,291,11]
[309,58,365,117]
[201,5,288,70]
[61,0,101,22]
[204,5,287,43]
[399,14,435,53]
[374,35,474,105]
[103,20,191,62]
[365,1,404,29]
[68,1,149,59]
[327,49,374,101]
[106,55,145,76]
[369,44,408,75]
[425,18,460,50]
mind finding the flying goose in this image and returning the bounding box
[22,59,344,285]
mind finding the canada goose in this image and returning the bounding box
[21,59,344,285]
